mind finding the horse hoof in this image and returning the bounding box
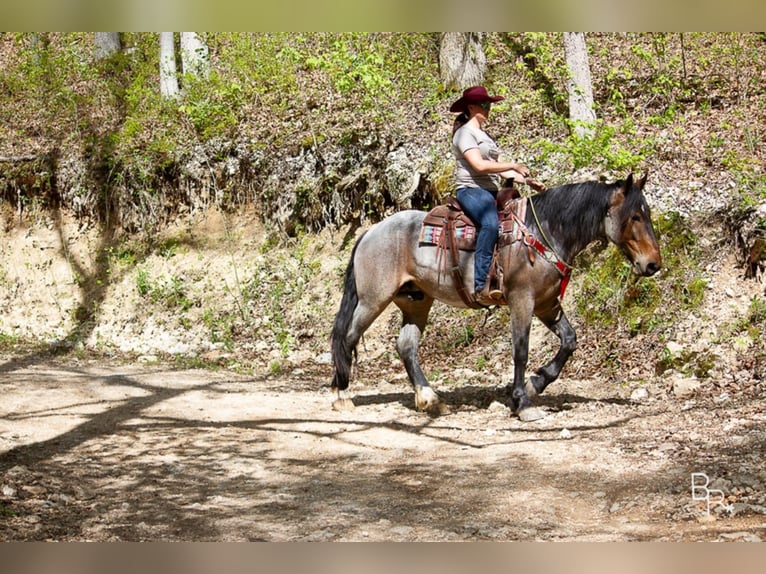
[415,387,443,414]
[332,398,356,412]
[425,402,451,417]
[518,406,546,422]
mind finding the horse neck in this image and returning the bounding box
[526,183,610,263]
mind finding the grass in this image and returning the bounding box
[575,210,706,336]
[135,269,193,312]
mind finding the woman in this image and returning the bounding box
[450,85,531,306]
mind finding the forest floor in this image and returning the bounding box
[1,353,766,541]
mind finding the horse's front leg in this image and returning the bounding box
[508,301,546,422]
[527,306,577,398]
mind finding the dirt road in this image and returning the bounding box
[1,355,765,541]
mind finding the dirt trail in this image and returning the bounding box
[1,357,765,541]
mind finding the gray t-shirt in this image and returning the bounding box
[452,123,501,192]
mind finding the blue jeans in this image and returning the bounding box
[456,187,498,292]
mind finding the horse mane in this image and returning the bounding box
[527,178,631,253]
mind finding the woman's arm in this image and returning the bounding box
[462,148,530,178]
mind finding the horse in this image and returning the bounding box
[330,173,662,421]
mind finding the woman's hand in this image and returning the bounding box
[499,169,526,183]
[500,168,547,192]
[511,163,531,178]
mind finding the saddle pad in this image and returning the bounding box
[419,224,476,250]
[419,195,525,252]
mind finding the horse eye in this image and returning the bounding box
[631,214,641,222]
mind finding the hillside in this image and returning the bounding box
[0,32,764,387]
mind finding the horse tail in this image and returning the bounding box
[331,232,366,390]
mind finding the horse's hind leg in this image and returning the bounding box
[394,295,447,416]
[527,307,577,398]
[332,301,388,411]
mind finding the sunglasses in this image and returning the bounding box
[480,102,491,110]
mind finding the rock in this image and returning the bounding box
[1,485,17,497]
[559,428,572,439]
[390,526,414,537]
[735,474,763,490]
[453,368,479,381]
[715,392,731,404]
[709,477,732,492]
[21,485,47,496]
[6,466,29,477]
[671,376,702,397]
[720,531,762,542]
[487,400,507,412]
[630,387,649,401]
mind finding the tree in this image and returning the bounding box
[94,33,121,61]
[180,33,210,80]
[439,33,486,89]
[159,32,180,99]
[29,33,49,65]
[563,32,596,138]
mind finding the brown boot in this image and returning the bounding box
[474,283,504,306]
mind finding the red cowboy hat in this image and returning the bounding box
[449,86,505,113]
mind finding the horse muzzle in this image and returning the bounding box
[633,256,662,277]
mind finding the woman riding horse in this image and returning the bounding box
[331,173,661,421]
[450,85,533,306]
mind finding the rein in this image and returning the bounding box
[526,196,575,273]
[503,195,573,299]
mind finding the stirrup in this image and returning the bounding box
[474,285,503,307]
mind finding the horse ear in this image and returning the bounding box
[637,172,648,190]
[622,173,634,194]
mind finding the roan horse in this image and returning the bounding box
[331,173,662,421]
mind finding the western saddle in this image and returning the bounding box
[419,180,569,309]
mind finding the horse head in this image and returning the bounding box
[605,173,662,277]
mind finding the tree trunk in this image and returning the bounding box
[563,32,596,138]
[439,33,486,90]
[159,32,180,99]
[29,33,49,65]
[94,33,121,61]
[180,32,209,80]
